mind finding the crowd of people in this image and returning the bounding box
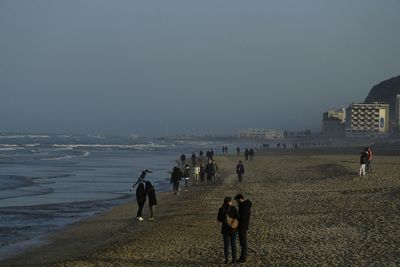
[175,151,221,192]
[130,146,255,264]
[129,143,378,264]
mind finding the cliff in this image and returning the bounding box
[364,75,400,126]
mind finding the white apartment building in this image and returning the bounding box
[345,102,390,137]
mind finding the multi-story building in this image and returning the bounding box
[322,108,346,139]
[239,128,284,140]
[345,102,390,137]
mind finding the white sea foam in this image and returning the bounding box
[87,134,107,139]
[41,151,90,161]
[52,142,168,150]
[0,144,24,151]
[0,148,17,151]
[25,143,40,147]
[0,135,50,139]
[42,155,75,161]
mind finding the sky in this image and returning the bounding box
[1,0,400,136]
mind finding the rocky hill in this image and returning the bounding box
[364,75,400,126]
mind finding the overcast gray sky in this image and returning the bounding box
[1,0,399,136]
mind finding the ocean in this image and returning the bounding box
[0,134,261,260]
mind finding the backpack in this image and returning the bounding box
[225,206,238,229]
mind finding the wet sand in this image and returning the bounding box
[2,149,400,266]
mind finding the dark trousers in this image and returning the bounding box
[366,160,372,172]
[207,173,214,183]
[237,173,243,183]
[150,205,156,218]
[223,232,237,262]
[136,202,145,218]
[239,229,248,260]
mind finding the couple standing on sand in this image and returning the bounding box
[130,170,157,221]
[217,194,252,264]
[360,146,373,178]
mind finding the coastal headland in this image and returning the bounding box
[2,148,400,266]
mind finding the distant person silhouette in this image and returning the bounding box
[170,166,183,195]
[180,154,186,166]
[244,149,249,161]
[236,161,245,183]
[249,149,254,161]
[366,146,373,173]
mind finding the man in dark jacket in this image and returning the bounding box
[236,161,245,183]
[170,166,183,195]
[234,194,252,263]
[205,160,215,184]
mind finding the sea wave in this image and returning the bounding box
[25,144,40,147]
[0,135,50,139]
[0,148,17,151]
[52,142,169,150]
[41,151,91,161]
[0,145,24,151]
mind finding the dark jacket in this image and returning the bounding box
[238,199,252,231]
[360,151,369,164]
[170,167,183,184]
[183,167,191,177]
[217,204,239,234]
[205,163,215,175]
[136,183,146,204]
[145,181,157,206]
[236,164,245,174]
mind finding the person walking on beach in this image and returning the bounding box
[135,183,146,221]
[191,152,197,166]
[199,163,205,183]
[180,154,186,166]
[210,149,214,160]
[171,166,183,195]
[183,164,191,191]
[366,146,373,173]
[234,194,252,263]
[205,160,215,184]
[206,150,211,161]
[145,181,157,220]
[236,161,245,183]
[193,163,200,185]
[213,160,219,184]
[360,148,369,179]
[236,147,240,155]
[217,196,239,264]
[249,149,254,161]
[244,149,249,161]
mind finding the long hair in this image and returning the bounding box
[145,181,154,192]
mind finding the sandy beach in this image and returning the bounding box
[2,148,400,266]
